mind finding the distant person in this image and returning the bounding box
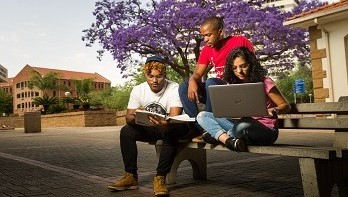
[108,56,190,196]
[196,47,291,151]
[178,16,254,132]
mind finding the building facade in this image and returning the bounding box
[0,64,8,83]
[0,77,13,95]
[284,0,348,102]
[263,0,299,12]
[6,64,111,115]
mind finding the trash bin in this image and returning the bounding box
[24,111,41,133]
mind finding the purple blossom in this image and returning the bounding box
[82,0,324,79]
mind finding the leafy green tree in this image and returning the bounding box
[276,64,313,103]
[73,78,94,99]
[28,71,67,96]
[32,95,59,114]
[0,89,13,115]
[88,84,132,110]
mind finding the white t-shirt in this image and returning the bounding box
[127,80,182,115]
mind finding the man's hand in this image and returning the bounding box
[148,114,168,127]
[188,64,207,103]
[188,78,199,103]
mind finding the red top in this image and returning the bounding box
[198,36,254,78]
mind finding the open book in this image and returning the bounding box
[135,109,195,126]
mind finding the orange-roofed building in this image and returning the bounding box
[10,64,111,115]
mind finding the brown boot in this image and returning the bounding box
[108,172,138,191]
[153,175,169,196]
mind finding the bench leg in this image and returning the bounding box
[155,144,207,185]
[299,158,348,197]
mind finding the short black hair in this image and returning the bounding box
[201,16,224,30]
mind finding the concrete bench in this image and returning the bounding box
[153,101,348,197]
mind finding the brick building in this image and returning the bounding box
[1,64,111,115]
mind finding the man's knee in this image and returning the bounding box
[120,125,136,138]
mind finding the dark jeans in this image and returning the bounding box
[178,78,226,117]
[120,124,189,175]
[178,78,226,133]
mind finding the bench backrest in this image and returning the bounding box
[279,102,348,130]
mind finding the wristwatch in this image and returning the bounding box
[272,108,279,115]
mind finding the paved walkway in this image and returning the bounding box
[0,126,338,197]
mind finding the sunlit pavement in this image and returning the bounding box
[0,126,336,197]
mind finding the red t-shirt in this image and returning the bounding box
[198,36,254,78]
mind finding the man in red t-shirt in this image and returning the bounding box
[179,16,254,122]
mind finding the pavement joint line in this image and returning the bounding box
[0,151,161,194]
[0,151,110,185]
[0,149,280,182]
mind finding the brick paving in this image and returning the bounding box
[0,126,338,197]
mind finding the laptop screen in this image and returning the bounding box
[208,83,268,118]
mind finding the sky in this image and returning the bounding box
[0,0,128,86]
[0,0,339,87]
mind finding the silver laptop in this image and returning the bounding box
[209,83,268,118]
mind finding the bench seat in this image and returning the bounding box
[154,140,348,197]
[151,102,348,196]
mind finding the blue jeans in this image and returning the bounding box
[196,111,279,145]
[178,78,226,117]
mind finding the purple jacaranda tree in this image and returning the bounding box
[82,0,326,79]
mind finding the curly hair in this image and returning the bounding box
[143,61,166,75]
[223,47,265,84]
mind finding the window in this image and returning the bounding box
[53,91,56,97]
[17,104,21,109]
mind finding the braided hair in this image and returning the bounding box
[223,47,265,84]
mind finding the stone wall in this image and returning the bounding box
[0,116,24,128]
[42,110,123,127]
[0,110,127,128]
[116,110,126,126]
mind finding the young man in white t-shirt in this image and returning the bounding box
[108,56,189,196]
